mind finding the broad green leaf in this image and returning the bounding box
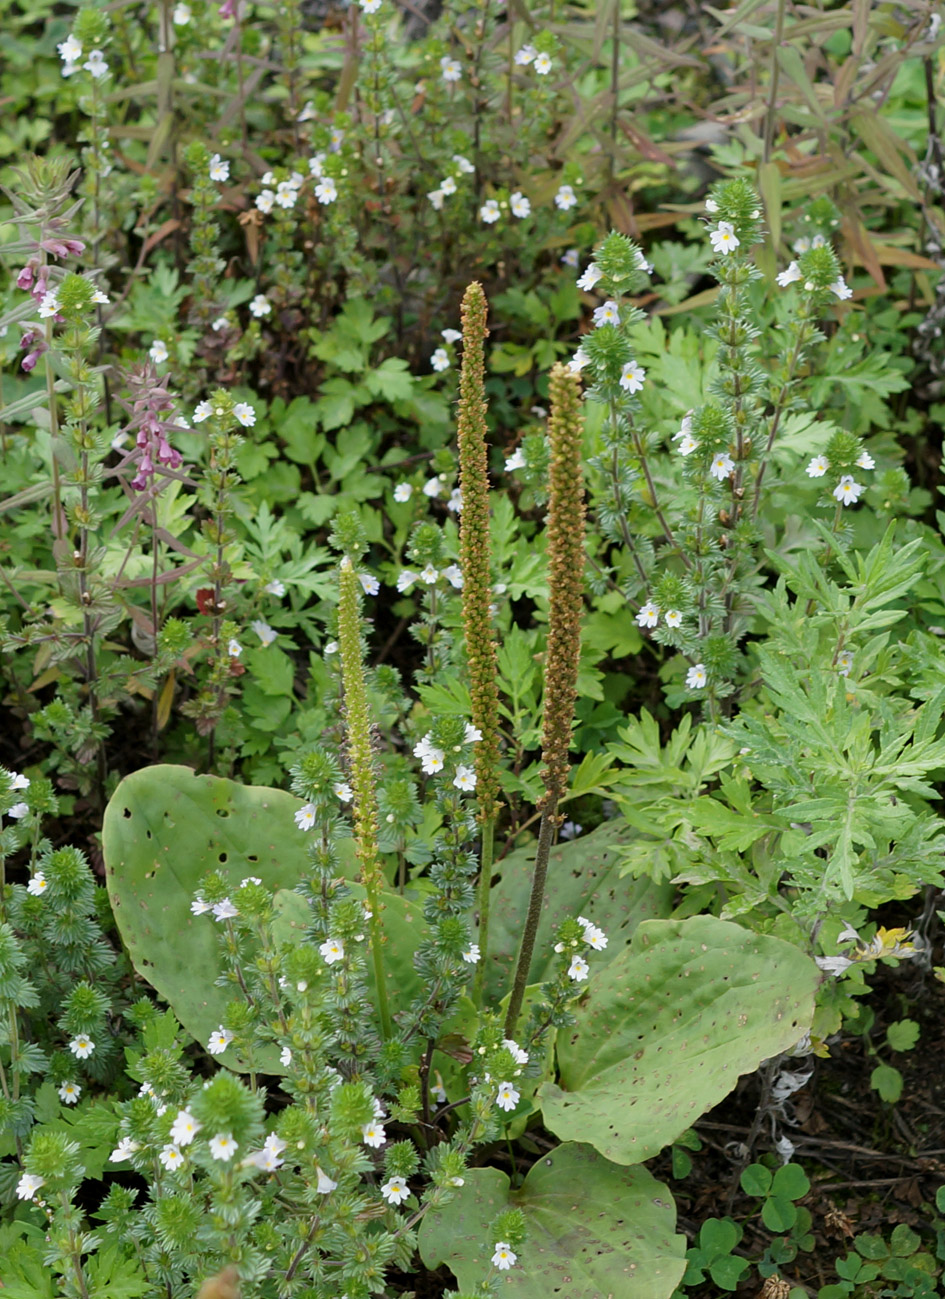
[539,916,818,1164]
[418,1142,686,1299]
[103,766,423,1071]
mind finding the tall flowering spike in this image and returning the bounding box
[457,282,501,822]
[539,364,586,809]
[337,559,392,1038]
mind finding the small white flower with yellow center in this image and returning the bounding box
[212,898,238,922]
[709,221,739,255]
[480,199,501,224]
[362,1120,386,1147]
[149,340,169,364]
[453,153,475,173]
[334,781,353,802]
[110,1137,140,1162]
[249,294,271,318]
[568,954,590,981]
[857,451,874,469]
[837,651,854,677]
[440,56,462,81]
[275,181,297,209]
[705,197,719,213]
[320,938,344,965]
[678,433,699,456]
[233,402,255,427]
[514,44,536,64]
[492,1242,518,1270]
[381,1176,409,1205]
[577,263,602,291]
[807,455,829,478]
[173,3,192,23]
[27,873,47,896]
[16,1174,45,1201]
[636,601,660,628]
[58,1081,81,1105]
[295,803,317,831]
[428,189,445,210]
[440,176,457,196]
[209,1133,238,1162]
[227,639,242,658]
[505,448,526,471]
[665,609,683,629]
[360,0,382,11]
[534,51,552,74]
[776,261,802,288]
[314,177,337,204]
[453,765,477,792]
[69,1035,95,1059]
[251,619,277,646]
[833,475,863,506]
[209,154,230,183]
[207,1026,233,1055]
[620,360,645,393]
[393,482,413,503]
[461,944,480,964]
[510,191,531,218]
[592,300,620,327]
[686,663,707,690]
[420,563,439,585]
[710,451,734,481]
[568,347,589,374]
[159,1144,185,1171]
[831,278,853,300]
[431,347,450,372]
[360,573,380,596]
[170,1110,201,1146]
[495,1081,520,1111]
[561,247,579,267]
[555,184,577,210]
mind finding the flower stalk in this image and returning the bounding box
[505,364,585,1038]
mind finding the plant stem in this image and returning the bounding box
[504,808,555,1038]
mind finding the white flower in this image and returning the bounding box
[247,619,276,647]
[440,176,457,196]
[709,451,734,481]
[577,263,603,291]
[503,1039,529,1065]
[442,564,464,589]
[324,640,338,655]
[453,765,477,791]
[173,4,192,23]
[193,400,213,423]
[561,247,579,267]
[510,191,531,218]
[38,291,60,319]
[812,233,826,248]
[209,1133,238,1162]
[207,1026,234,1055]
[320,938,345,965]
[636,601,660,628]
[308,153,326,176]
[592,300,620,327]
[360,0,382,11]
[582,923,607,951]
[664,609,683,629]
[16,1174,45,1200]
[394,482,413,503]
[420,563,439,585]
[480,199,501,224]
[149,340,169,364]
[492,1242,517,1270]
[69,1035,95,1059]
[249,294,271,318]
[170,1110,201,1146]
[227,639,242,658]
[244,1133,287,1170]
[833,475,863,506]
[461,944,480,964]
[555,184,577,210]
[560,820,582,839]
[275,181,297,210]
[212,898,238,922]
[58,35,82,62]
[568,347,589,374]
[84,49,109,79]
[417,741,445,774]
[233,402,255,427]
[334,781,353,802]
[209,154,230,183]
[9,773,29,791]
[505,448,526,471]
[329,127,345,150]
[686,663,707,690]
[857,451,875,469]
[279,1046,293,1066]
[568,954,590,981]
[806,455,829,478]
[442,328,462,343]
[295,803,317,831]
[837,651,854,677]
[635,249,654,273]
[793,236,811,254]
[58,1081,81,1104]
[109,1137,140,1162]
[514,44,536,64]
[678,433,699,456]
[315,177,338,204]
[360,572,380,596]
[705,197,719,213]
[381,1177,410,1205]
[431,348,450,372]
[447,488,462,513]
[27,873,47,896]
[159,1144,184,1171]
[427,189,445,211]
[831,278,853,300]
[316,1165,338,1193]
[431,1079,447,1103]
[423,474,444,497]
[362,1121,386,1147]
[61,58,79,77]
[709,221,739,255]
[453,153,475,173]
[440,56,462,82]
[534,51,552,74]
[619,360,645,393]
[397,569,418,593]
[776,261,802,287]
[495,1081,520,1112]
[92,288,109,304]
[191,896,211,915]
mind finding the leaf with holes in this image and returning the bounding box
[103,765,424,1071]
[539,916,818,1165]
[418,1142,686,1299]
[484,821,673,1002]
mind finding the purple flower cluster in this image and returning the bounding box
[15,235,86,369]
[116,367,187,493]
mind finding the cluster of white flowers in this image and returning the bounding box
[514,44,552,74]
[397,563,463,592]
[428,160,474,210]
[243,1132,287,1171]
[3,770,29,821]
[777,258,853,300]
[806,450,872,504]
[58,35,109,79]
